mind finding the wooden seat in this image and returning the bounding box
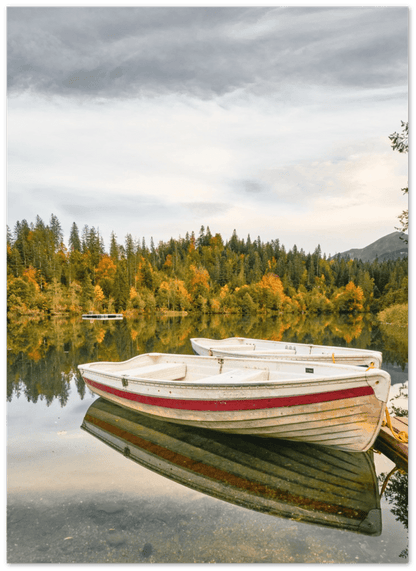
[124,363,187,381]
[212,344,256,351]
[190,368,269,384]
[246,349,296,354]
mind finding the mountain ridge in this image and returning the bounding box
[332,232,408,263]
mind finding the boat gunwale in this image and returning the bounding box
[191,337,383,359]
[80,368,387,392]
[78,354,389,396]
[79,352,374,375]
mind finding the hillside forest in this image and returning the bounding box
[7,215,408,319]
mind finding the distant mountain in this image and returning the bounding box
[333,232,408,263]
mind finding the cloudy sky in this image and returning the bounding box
[7,5,408,256]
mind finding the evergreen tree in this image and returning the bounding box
[14,219,31,266]
[80,273,94,311]
[81,225,90,254]
[112,259,129,311]
[87,227,103,268]
[69,222,81,251]
[110,231,119,262]
[125,233,136,287]
[49,213,63,251]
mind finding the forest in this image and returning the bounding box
[7,214,408,319]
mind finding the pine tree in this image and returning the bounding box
[110,232,119,262]
[80,273,94,311]
[112,259,129,311]
[125,233,136,287]
[69,222,81,252]
[49,214,63,251]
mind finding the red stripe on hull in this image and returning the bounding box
[83,377,374,412]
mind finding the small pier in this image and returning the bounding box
[376,416,408,470]
[82,313,124,320]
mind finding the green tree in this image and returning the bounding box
[125,233,136,288]
[110,231,119,262]
[49,213,63,251]
[9,246,23,277]
[112,259,129,311]
[46,277,66,314]
[69,222,81,252]
[80,273,94,311]
[13,219,31,267]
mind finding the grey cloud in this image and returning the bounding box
[181,201,231,217]
[226,179,275,205]
[7,6,408,99]
[14,187,186,244]
[238,180,270,195]
[59,190,170,218]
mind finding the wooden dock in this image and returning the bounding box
[375,416,408,471]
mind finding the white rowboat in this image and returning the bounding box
[78,352,390,452]
[191,337,382,368]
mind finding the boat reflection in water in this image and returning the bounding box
[82,398,382,537]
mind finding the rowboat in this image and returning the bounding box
[191,337,382,368]
[78,352,390,452]
[82,398,382,536]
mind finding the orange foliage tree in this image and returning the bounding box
[188,265,210,299]
[254,273,290,312]
[332,281,365,313]
[95,255,117,297]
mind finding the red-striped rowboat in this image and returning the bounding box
[78,353,390,452]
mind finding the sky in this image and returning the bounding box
[6,5,409,257]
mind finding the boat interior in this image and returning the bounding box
[196,338,378,357]
[82,353,368,384]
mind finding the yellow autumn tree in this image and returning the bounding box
[255,273,289,312]
[188,265,210,299]
[135,256,155,289]
[163,254,173,270]
[128,286,146,312]
[94,284,105,311]
[332,281,365,313]
[22,267,40,290]
[157,278,192,310]
[219,284,229,299]
[95,255,117,297]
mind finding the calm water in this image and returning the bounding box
[7,314,408,564]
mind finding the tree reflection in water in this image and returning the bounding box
[379,469,408,559]
[7,312,408,559]
[7,312,407,406]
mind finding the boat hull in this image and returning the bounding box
[79,354,389,453]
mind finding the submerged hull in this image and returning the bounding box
[78,353,390,452]
[82,398,382,536]
[191,337,383,368]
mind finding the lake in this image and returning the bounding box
[7,313,408,563]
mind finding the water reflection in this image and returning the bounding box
[82,398,382,537]
[378,467,408,559]
[7,312,407,405]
